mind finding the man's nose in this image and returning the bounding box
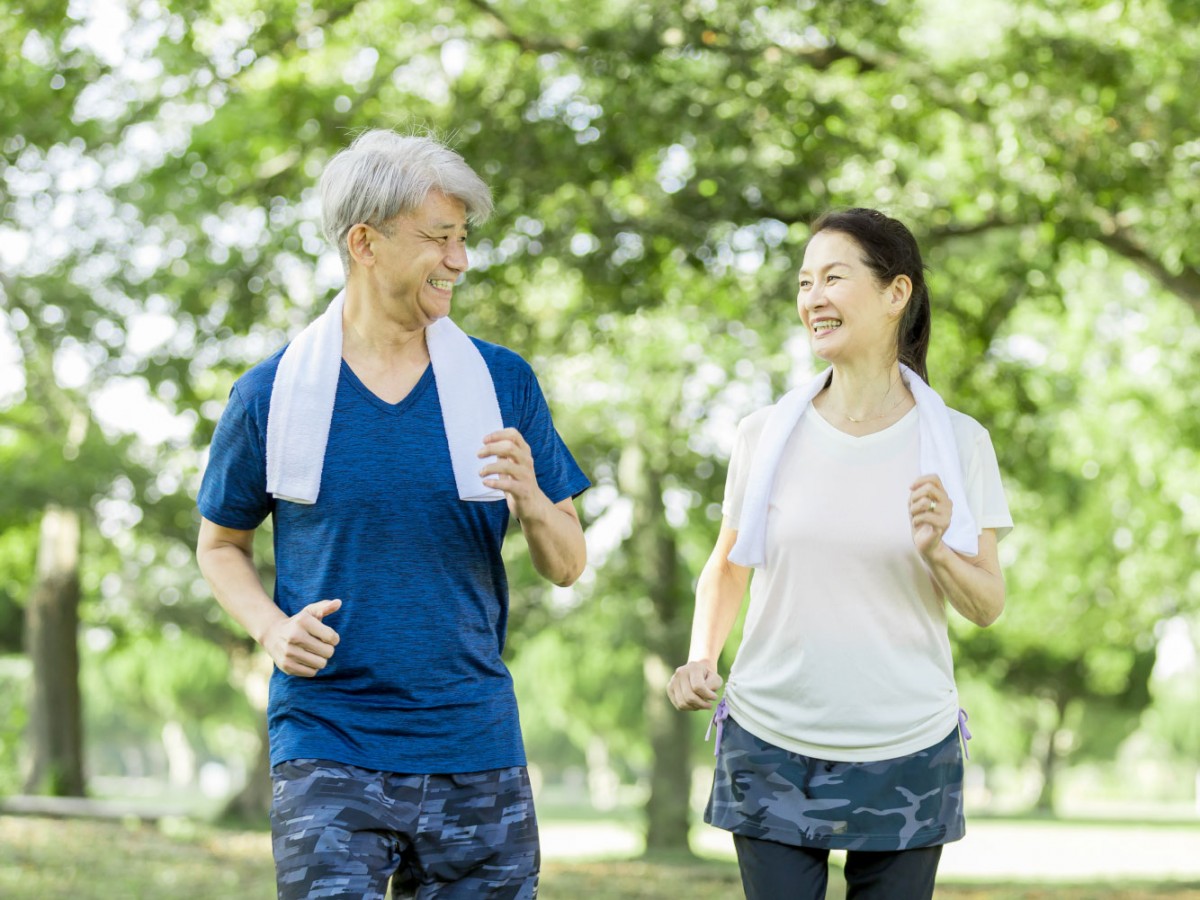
[447,240,469,272]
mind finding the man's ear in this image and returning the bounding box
[347,223,375,267]
[888,274,913,318]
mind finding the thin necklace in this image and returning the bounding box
[843,377,906,423]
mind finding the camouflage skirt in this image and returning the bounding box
[705,714,965,852]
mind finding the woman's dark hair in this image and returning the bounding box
[809,207,931,384]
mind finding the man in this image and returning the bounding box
[196,130,589,899]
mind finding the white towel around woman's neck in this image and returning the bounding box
[727,364,978,568]
[265,290,504,504]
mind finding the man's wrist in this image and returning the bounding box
[513,491,555,525]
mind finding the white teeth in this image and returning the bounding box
[813,320,842,333]
[428,279,454,290]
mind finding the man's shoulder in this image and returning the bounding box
[230,345,288,410]
[469,336,535,382]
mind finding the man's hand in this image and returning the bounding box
[261,598,342,677]
[479,428,547,520]
[667,659,724,711]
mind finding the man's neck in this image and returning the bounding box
[341,281,430,367]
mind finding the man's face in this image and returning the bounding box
[359,190,470,328]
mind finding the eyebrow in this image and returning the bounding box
[798,260,852,276]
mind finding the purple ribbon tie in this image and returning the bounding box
[958,708,972,760]
[706,697,730,758]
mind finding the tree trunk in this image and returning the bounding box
[621,447,693,855]
[643,651,693,854]
[221,646,274,822]
[220,714,272,823]
[1032,694,1070,815]
[23,505,85,796]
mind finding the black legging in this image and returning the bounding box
[733,833,943,900]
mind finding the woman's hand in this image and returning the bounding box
[909,474,951,558]
[667,659,724,711]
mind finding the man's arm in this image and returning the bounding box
[479,428,586,586]
[196,517,342,675]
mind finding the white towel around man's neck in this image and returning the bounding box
[265,290,504,504]
[727,363,978,568]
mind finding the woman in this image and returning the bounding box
[668,208,1012,900]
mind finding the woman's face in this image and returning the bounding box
[797,230,906,367]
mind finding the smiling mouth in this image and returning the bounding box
[812,319,842,334]
[427,278,454,290]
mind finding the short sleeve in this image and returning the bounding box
[722,414,757,528]
[963,427,1013,542]
[517,369,590,505]
[196,385,274,530]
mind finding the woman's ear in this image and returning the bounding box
[888,274,913,318]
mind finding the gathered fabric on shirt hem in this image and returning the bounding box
[724,690,961,763]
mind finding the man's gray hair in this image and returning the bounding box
[320,129,494,271]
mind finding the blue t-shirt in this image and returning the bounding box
[197,338,590,774]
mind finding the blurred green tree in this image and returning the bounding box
[2,0,1198,837]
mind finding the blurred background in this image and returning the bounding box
[1,0,1198,896]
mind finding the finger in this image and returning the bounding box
[301,599,341,640]
[280,662,318,677]
[482,474,516,493]
[485,427,526,444]
[479,458,524,478]
[666,678,682,709]
[280,647,331,675]
[295,635,337,659]
[299,615,340,646]
[305,598,341,620]
[278,623,337,656]
[478,440,516,459]
[291,646,333,668]
[480,446,532,471]
[482,429,527,451]
[689,668,717,700]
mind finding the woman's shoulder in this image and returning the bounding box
[945,407,997,456]
[736,405,776,444]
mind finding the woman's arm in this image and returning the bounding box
[667,525,751,710]
[923,528,1005,627]
[910,474,1005,626]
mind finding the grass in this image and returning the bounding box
[1,815,1199,899]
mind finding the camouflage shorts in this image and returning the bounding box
[270,759,539,899]
[705,716,964,852]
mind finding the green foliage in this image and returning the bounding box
[1,0,1198,822]
[0,657,31,796]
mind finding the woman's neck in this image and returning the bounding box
[818,360,912,425]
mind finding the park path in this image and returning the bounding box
[541,817,1200,883]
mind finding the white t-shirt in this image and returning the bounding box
[722,401,1013,762]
